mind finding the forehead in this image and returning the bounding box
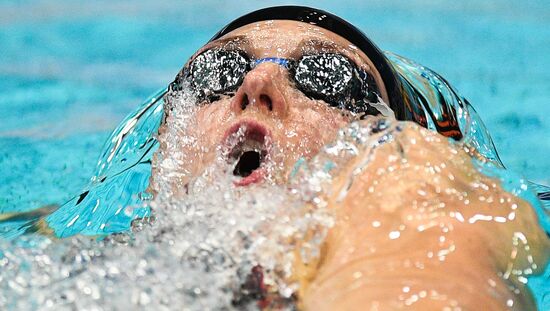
[207,20,365,62]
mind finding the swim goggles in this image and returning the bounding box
[173,48,382,115]
[166,5,465,140]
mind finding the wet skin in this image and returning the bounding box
[154,20,389,189]
[152,21,550,310]
[296,120,550,311]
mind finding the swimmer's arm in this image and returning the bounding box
[297,123,550,311]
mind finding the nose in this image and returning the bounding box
[230,62,288,117]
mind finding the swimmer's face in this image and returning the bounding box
[156,20,389,188]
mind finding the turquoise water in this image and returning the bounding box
[1,0,549,214]
[0,0,549,309]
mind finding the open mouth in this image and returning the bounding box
[224,121,271,186]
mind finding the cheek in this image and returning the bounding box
[192,103,232,147]
[300,103,348,140]
[171,103,232,176]
[285,87,350,134]
[283,104,349,158]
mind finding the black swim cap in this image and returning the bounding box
[209,5,410,120]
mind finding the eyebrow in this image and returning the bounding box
[293,38,375,75]
[188,36,372,74]
[291,38,343,58]
[185,35,252,67]
[201,35,252,53]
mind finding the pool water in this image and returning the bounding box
[0,0,549,309]
[1,0,549,214]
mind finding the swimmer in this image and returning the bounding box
[1,5,549,311]
[296,121,549,310]
[149,6,550,310]
[153,5,497,192]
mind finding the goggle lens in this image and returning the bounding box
[182,50,380,115]
[189,49,249,99]
[294,53,355,107]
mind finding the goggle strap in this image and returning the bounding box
[253,57,291,69]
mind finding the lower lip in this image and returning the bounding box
[225,121,271,187]
[234,167,266,186]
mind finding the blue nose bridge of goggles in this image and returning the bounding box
[253,57,291,69]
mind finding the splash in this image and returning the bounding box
[291,118,550,310]
[1,115,548,310]
[0,52,549,310]
[0,82,336,310]
[0,150,332,311]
